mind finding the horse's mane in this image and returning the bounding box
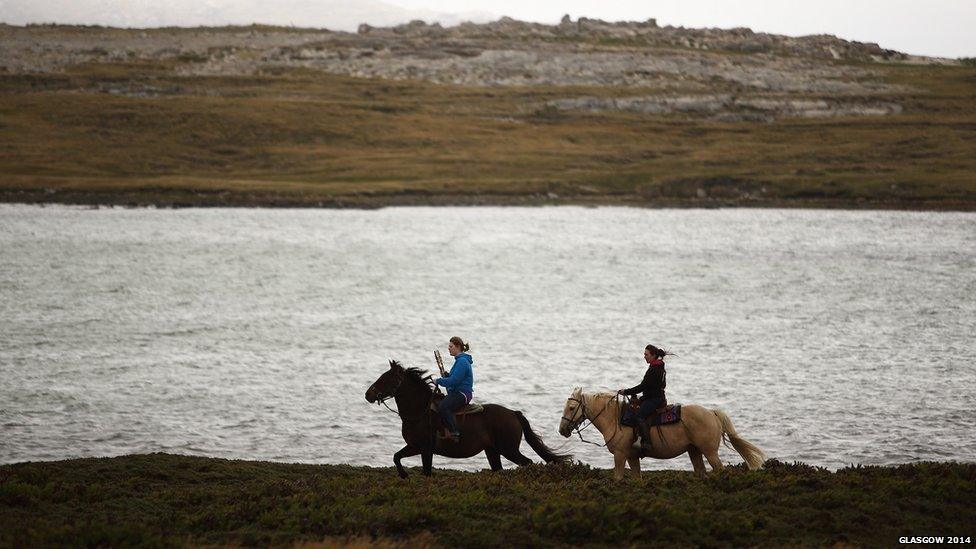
[584,391,624,410]
[584,390,619,400]
[394,361,437,392]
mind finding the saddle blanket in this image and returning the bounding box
[621,404,682,427]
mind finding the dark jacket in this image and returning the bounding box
[621,358,666,400]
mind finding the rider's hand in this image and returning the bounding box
[617,389,625,395]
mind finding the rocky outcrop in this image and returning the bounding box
[352,16,905,63]
[254,46,896,93]
[0,16,943,120]
[1,15,937,76]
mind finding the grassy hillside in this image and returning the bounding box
[1,454,974,546]
[1,36,975,208]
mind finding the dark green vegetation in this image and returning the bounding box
[2,454,974,547]
[2,29,976,210]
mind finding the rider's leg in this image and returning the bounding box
[637,397,665,422]
[437,391,465,438]
[634,397,665,449]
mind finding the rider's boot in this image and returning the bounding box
[632,418,651,452]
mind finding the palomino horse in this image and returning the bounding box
[366,361,571,478]
[559,388,766,480]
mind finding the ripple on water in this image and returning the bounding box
[0,206,974,471]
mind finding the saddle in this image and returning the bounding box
[631,396,669,414]
[429,395,484,416]
[620,397,681,427]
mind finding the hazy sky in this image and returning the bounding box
[389,0,975,58]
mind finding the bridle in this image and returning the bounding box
[373,371,405,405]
[371,369,436,423]
[561,396,588,430]
[561,392,622,447]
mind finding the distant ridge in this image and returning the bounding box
[355,15,912,63]
[0,0,497,32]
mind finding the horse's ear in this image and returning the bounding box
[389,359,396,369]
[573,386,582,397]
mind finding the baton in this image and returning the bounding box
[434,349,446,377]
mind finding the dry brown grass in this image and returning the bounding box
[1,57,975,208]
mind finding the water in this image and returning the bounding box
[1,205,974,471]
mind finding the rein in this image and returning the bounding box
[563,393,623,448]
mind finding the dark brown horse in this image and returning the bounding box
[365,360,571,478]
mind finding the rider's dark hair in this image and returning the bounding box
[645,344,670,359]
[450,336,470,353]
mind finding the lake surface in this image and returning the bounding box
[1,205,974,471]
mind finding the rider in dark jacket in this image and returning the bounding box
[618,344,668,449]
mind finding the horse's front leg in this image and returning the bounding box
[421,450,433,477]
[612,450,629,481]
[394,445,421,479]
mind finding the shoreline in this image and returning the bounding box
[2,454,974,546]
[4,191,976,212]
[2,452,973,470]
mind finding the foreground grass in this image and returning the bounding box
[1,49,976,209]
[1,454,974,546]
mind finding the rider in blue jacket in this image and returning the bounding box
[436,336,474,441]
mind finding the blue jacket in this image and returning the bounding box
[436,353,474,394]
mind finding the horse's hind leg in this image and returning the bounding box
[485,448,503,471]
[688,447,707,478]
[495,411,534,466]
[421,451,434,476]
[704,449,724,473]
[627,456,642,478]
[500,447,533,466]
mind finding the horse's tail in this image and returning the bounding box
[515,411,572,464]
[712,409,766,470]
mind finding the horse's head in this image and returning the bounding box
[365,360,404,403]
[559,387,585,438]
